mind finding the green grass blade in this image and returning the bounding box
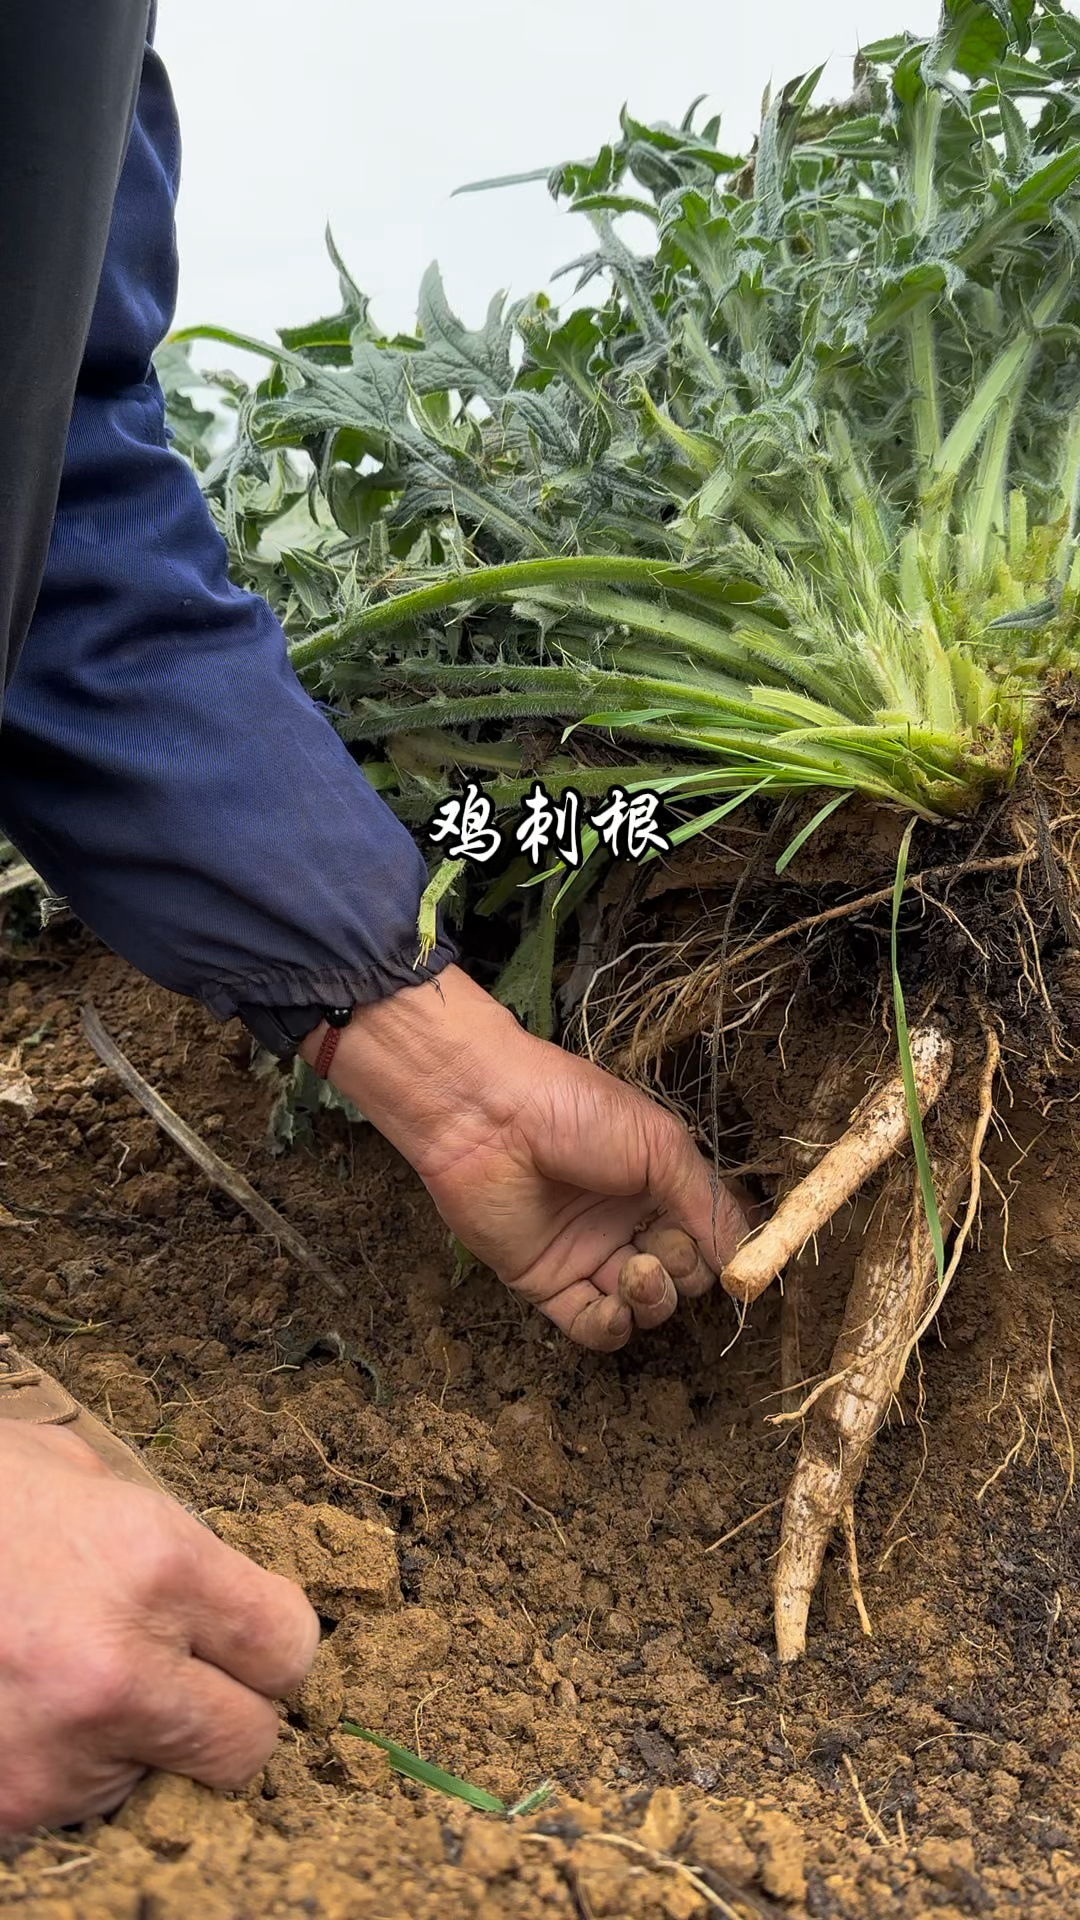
[339,1724,508,1811]
[642,777,774,861]
[774,791,850,875]
[890,819,945,1284]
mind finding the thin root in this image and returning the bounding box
[586,851,1030,1073]
[842,1501,873,1638]
[779,1261,806,1422]
[1046,1312,1077,1510]
[704,1497,784,1554]
[903,1017,1000,1366]
[842,1753,893,1847]
[975,1403,1027,1503]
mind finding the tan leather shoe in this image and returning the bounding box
[0,1333,167,1493]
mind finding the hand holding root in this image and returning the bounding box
[306,965,749,1352]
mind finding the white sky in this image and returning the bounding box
[156,0,940,344]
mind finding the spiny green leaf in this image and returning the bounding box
[412,264,515,402]
[957,142,1080,265]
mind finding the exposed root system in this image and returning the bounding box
[765,1022,998,1659]
[3,902,1080,1914]
[569,748,1080,1657]
[773,1149,964,1660]
[774,1057,866,1420]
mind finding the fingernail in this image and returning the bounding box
[619,1254,667,1308]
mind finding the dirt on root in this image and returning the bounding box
[0,911,1078,1920]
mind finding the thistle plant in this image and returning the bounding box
[166,0,1080,845]
[160,0,1080,1661]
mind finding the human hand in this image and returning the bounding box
[305,966,749,1351]
[0,1424,319,1834]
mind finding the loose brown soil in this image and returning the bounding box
[0,907,1078,1919]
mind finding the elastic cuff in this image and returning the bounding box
[197,937,458,1024]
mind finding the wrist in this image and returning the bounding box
[299,966,534,1176]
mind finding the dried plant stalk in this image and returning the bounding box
[82,1003,345,1297]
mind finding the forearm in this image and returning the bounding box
[0,549,455,1021]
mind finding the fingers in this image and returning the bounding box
[126,1657,283,1792]
[0,1756,147,1836]
[618,1253,678,1329]
[611,1225,717,1340]
[527,1222,715,1351]
[643,1109,751,1267]
[634,1222,716,1298]
[178,1525,321,1698]
[532,1274,634,1351]
[568,1293,634,1350]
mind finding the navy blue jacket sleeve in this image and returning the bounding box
[0,41,454,1023]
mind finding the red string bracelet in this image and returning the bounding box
[312,1006,353,1080]
[313,1024,342,1079]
